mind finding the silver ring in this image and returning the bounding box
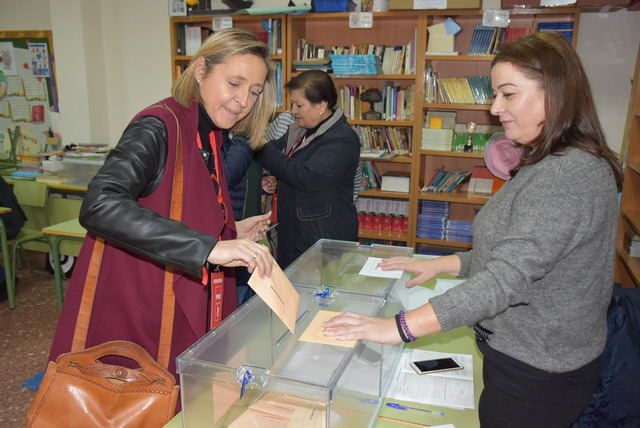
[252,251,258,258]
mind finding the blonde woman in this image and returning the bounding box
[49,29,276,390]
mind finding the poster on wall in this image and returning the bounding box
[28,42,50,77]
[0,31,59,160]
[0,41,18,75]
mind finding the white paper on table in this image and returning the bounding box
[388,349,475,410]
[358,257,402,279]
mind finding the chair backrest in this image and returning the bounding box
[12,180,49,230]
[13,180,48,209]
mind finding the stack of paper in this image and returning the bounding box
[388,349,474,410]
[422,128,453,151]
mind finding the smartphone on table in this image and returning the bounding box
[410,357,463,375]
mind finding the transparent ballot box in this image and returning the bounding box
[285,239,414,297]
[177,240,413,427]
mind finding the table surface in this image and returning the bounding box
[42,217,86,238]
[165,309,482,428]
[4,175,90,193]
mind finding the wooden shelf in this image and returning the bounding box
[291,72,417,80]
[425,55,495,61]
[418,191,489,205]
[359,189,410,199]
[421,150,485,159]
[622,208,640,234]
[615,43,639,287]
[423,103,492,111]
[616,246,640,286]
[359,229,409,242]
[415,238,472,249]
[349,119,414,126]
[360,155,413,163]
[170,9,582,252]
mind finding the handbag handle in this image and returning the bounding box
[61,340,177,388]
[71,102,185,370]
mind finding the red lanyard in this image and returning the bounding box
[196,131,228,223]
[196,130,228,329]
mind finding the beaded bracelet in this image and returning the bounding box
[395,313,410,343]
[398,310,417,343]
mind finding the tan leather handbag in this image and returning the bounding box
[26,102,185,428]
[26,339,179,428]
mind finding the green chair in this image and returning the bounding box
[0,208,15,308]
[8,181,49,306]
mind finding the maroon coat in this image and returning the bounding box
[49,98,238,380]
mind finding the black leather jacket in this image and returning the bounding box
[79,116,216,278]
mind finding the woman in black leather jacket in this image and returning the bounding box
[49,29,277,385]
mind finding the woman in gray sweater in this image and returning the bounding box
[324,32,623,427]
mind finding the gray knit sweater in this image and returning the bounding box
[430,148,618,372]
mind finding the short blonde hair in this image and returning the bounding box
[172,28,276,149]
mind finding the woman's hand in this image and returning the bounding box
[262,175,277,194]
[207,240,272,277]
[236,211,272,241]
[380,255,461,288]
[322,312,402,345]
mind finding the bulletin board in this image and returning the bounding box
[0,30,59,158]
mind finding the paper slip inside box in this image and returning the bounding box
[299,310,356,348]
[248,256,300,333]
[359,257,403,279]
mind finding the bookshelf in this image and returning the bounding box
[168,8,582,251]
[288,11,426,246]
[169,14,288,111]
[416,8,580,253]
[615,43,640,288]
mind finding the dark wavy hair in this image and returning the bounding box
[285,70,338,108]
[492,32,622,190]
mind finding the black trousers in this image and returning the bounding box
[477,340,601,428]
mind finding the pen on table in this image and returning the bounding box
[386,402,445,417]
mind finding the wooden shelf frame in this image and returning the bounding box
[169,9,582,251]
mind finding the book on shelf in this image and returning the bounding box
[360,150,388,159]
[422,168,470,193]
[380,174,410,193]
[360,160,381,190]
[502,27,533,47]
[424,110,457,129]
[626,232,640,258]
[536,21,574,44]
[468,166,494,195]
[421,128,453,151]
[467,25,504,56]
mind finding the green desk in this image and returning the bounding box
[42,218,86,309]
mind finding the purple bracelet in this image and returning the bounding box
[398,310,417,343]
